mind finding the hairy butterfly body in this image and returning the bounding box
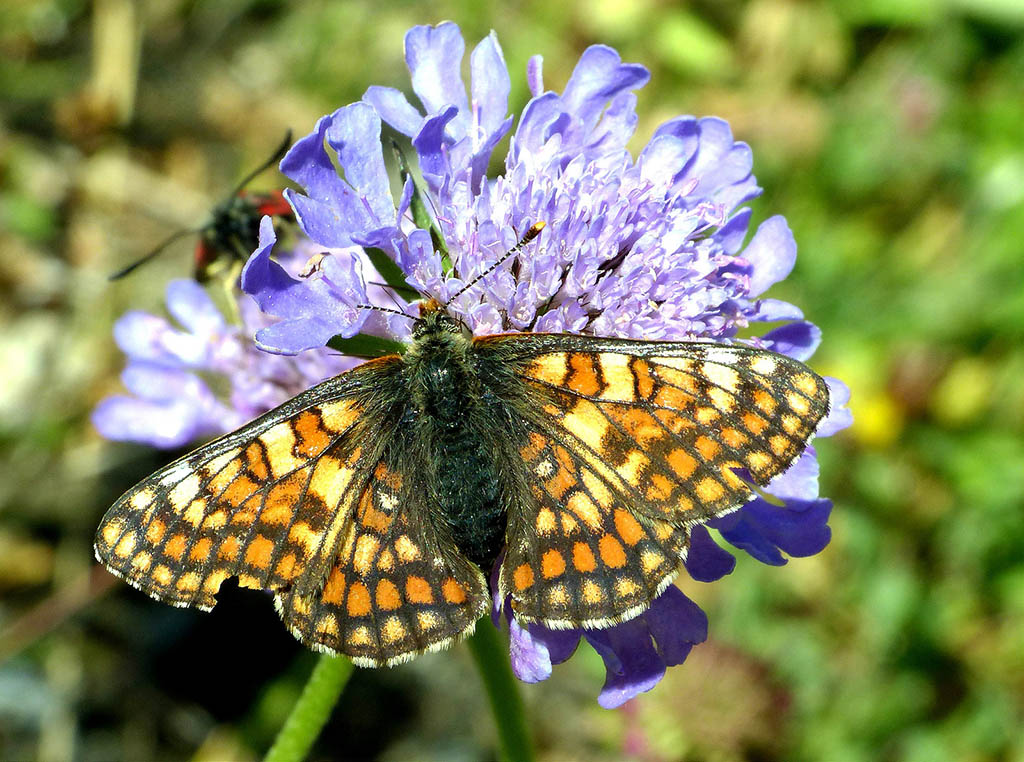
[95,299,830,665]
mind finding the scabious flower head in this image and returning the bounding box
[95,22,852,708]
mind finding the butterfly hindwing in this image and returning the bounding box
[478,333,830,627]
[275,452,490,666]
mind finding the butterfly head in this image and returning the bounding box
[411,298,465,342]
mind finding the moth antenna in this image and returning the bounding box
[108,227,204,280]
[445,221,545,306]
[228,129,293,197]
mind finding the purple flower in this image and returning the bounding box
[93,277,350,449]
[244,22,852,706]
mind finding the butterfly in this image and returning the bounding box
[95,295,830,667]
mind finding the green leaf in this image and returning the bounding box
[326,332,407,357]
[363,246,418,301]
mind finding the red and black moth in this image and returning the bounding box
[111,132,294,282]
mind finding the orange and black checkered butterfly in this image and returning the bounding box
[95,302,829,665]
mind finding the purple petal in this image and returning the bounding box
[164,279,225,335]
[761,321,822,361]
[470,31,510,137]
[643,586,708,665]
[405,23,469,136]
[744,216,797,297]
[685,524,737,582]
[413,106,460,191]
[747,298,804,322]
[586,620,666,709]
[818,377,853,437]
[562,45,650,136]
[363,86,422,136]
[527,55,544,97]
[712,207,753,254]
[528,625,582,665]
[508,619,553,683]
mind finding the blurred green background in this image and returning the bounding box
[2,1,1024,760]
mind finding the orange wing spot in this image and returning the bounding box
[746,450,772,473]
[382,616,407,644]
[781,414,802,436]
[375,579,402,611]
[566,491,602,530]
[152,564,173,586]
[742,412,770,436]
[218,534,241,561]
[513,564,534,591]
[114,533,136,559]
[288,521,317,551]
[572,542,597,572]
[417,612,441,632]
[770,434,791,456]
[616,408,663,447]
[318,399,360,432]
[580,469,614,508]
[394,535,420,562]
[667,448,697,479]
[294,410,330,457]
[721,427,747,448]
[582,580,604,604]
[615,577,640,597]
[203,569,228,594]
[203,509,228,531]
[442,578,467,604]
[640,549,668,576]
[541,549,566,579]
[753,389,778,414]
[786,391,811,416]
[598,535,627,568]
[163,534,187,561]
[376,549,395,571]
[633,358,655,399]
[176,571,200,593]
[525,352,569,386]
[145,519,166,545]
[373,462,404,491]
[405,576,434,604]
[183,498,207,527]
[221,474,258,508]
[315,615,340,638]
[561,398,611,452]
[793,372,821,397]
[614,509,645,546]
[100,518,124,547]
[695,406,720,425]
[348,626,372,647]
[545,464,577,500]
[237,573,261,589]
[560,512,580,534]
[245,535,275,570]
[264,475,306,524]
[536,508,557,535]
[654,365,699,394]
[353,534,380,574]
[244,443,270,481]
[595,353,636,400]
[547,584,569,607]
[360,501,394,533]
[130,551,152,572]
[275,552,299,580]
[720,461,745,489]
[647,473,674,501]
[519,431,547,461]
[322,567,346,605]
[695,435,720,460]
[347,581,371,616]
[695,477,725,502]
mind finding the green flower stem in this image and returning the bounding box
[466,624,535,762]
[264,654,353,762]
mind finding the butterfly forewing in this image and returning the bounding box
[478,334,830,627]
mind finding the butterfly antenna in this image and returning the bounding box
[228,129,293,197]
[445,221,545,306]
[355,304,416,321]
[108,226,204,280]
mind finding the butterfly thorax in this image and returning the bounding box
[403,306,507,568]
